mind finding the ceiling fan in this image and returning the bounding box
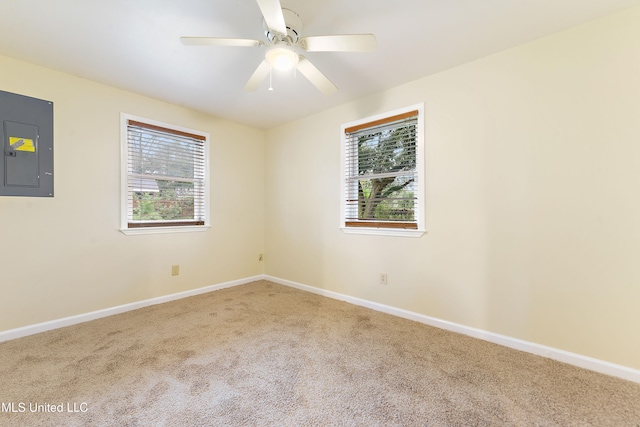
[180,0,377,95]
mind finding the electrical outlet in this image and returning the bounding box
[379,273,388,285]
[171,265,180,276]
[258,253,264,262]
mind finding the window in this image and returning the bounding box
[341,104,425,237]
[120,114,209,235]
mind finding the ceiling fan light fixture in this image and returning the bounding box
[265,46,299,71]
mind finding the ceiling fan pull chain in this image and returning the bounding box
[268,65,274,92]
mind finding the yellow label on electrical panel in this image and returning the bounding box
[9,137,35,152]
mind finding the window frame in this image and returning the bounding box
[340,103,425,237]
[120,113,210,235]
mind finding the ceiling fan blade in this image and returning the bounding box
[180,37,263,47]
[244,60,271,92]
[301,34,377,52]
[256,0,287,35]
[296,56,337,95]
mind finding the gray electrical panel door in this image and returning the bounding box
[1,90,54,197]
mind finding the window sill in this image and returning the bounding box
[120,225,210,236]
[340,226,425,238]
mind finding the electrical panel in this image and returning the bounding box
[1,90,54,197]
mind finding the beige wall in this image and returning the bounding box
[0,55,265,331]
[265,7,640,369]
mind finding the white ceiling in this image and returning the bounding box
[1,0,639,129]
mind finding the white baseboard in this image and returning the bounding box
[2,273,638,384]
[0,275,264,343]
[265,275,640,384]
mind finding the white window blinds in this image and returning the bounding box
[344,110,419,229]
[126,119,206,228]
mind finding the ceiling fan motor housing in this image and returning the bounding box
[263,8,302,46]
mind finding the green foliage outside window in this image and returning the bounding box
[132,181,195,221]
[357,124,416,221]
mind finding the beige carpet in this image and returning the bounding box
[1,280,639,426]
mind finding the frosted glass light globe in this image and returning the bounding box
[265,47,299,71]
